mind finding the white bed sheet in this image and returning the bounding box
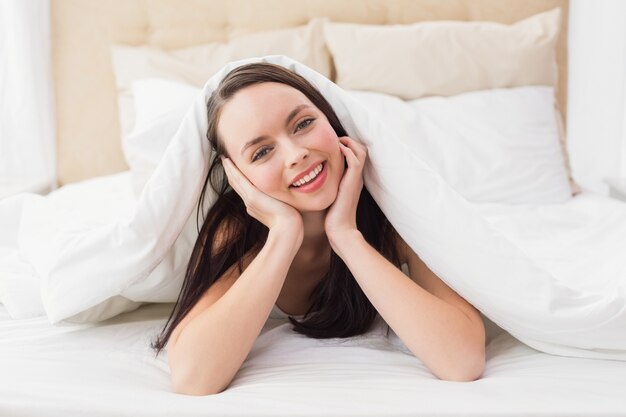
[1,302,625,417]
[2,169,625,415]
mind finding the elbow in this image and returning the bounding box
[440,318,486,382]
[172,380,226,396]
[170,366,230,396]
[442,359,484,382]
[437,348,486,382]
[168,349,230,396]
[171,370,228,396]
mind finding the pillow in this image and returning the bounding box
[124,79,200,195]
[324,9,559,99]
[111,18,330,141]
[127,77,570,204]
[132,78,200,132]
[323,8,579,195]
[348,86,571,204]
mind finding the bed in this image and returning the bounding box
[2,1,626,416]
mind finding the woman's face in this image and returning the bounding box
[218,82,345,213]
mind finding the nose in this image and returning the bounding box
[284,140,309,168]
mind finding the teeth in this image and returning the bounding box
[292,163,323,187]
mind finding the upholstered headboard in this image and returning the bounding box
[51,0,569,185]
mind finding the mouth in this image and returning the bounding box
[289,161,327,192]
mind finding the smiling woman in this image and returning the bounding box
[219,82,346,213]
[152,63,485,395]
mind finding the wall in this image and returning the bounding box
[567,0,626,193]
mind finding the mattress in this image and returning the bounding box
[1,301,625,417]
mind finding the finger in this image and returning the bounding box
[339,148,364,192]
[222,158,250,198]
[339,136,367,162]
[340,142,360,168]
[343,138,367,161]
[338,145,364,196]
[223,158,246,183]
[221,158,239,185]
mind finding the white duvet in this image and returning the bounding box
[1,56,626,361]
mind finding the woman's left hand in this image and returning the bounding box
[324,136,368,246]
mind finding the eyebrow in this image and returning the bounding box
[240,104,311,157]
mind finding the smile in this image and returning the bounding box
[291,162,324,187]
[289,162,327,193]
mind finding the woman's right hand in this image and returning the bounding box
[221,156,303,234]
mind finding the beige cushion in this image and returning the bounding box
[111,18,330,137]
[324,8,560,99]
[324,8,579,194]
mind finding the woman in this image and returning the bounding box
[153,63,485,395]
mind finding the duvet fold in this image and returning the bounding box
[0,56,625,360]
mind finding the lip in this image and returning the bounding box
[290,161,327,193]
[289,160,325,185]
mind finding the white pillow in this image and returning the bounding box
[128,78,571,204]
[348,86,572,204]
[132,78,200,132]
[111,18,330,142]
[322,8,579,197]
[125,79,200,195]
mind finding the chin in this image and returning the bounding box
[292,190,338,214]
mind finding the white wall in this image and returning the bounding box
[568,0,626,193]
[0,0,56,190]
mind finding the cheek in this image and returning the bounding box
[247,165,284,194]
[317,124,339,150]
[313,125,342,162]
[317,127,344,174]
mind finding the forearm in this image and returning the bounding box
[331,231,484,381]
[170,227,301,395]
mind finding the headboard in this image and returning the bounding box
[51,0,569,185]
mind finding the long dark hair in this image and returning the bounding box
[152,63,400,355]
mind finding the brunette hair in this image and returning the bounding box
[152,63,400,355]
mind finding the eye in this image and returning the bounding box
[295,118,315,132]
[252,146,272,162]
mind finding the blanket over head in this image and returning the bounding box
[3,56,626,360]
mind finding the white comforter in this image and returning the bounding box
[1,56,626,362]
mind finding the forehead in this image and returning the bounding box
[218,82,314,153]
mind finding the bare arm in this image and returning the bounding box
[325,136,484,381]
[167,224,302,396]
[330,230,485,381]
